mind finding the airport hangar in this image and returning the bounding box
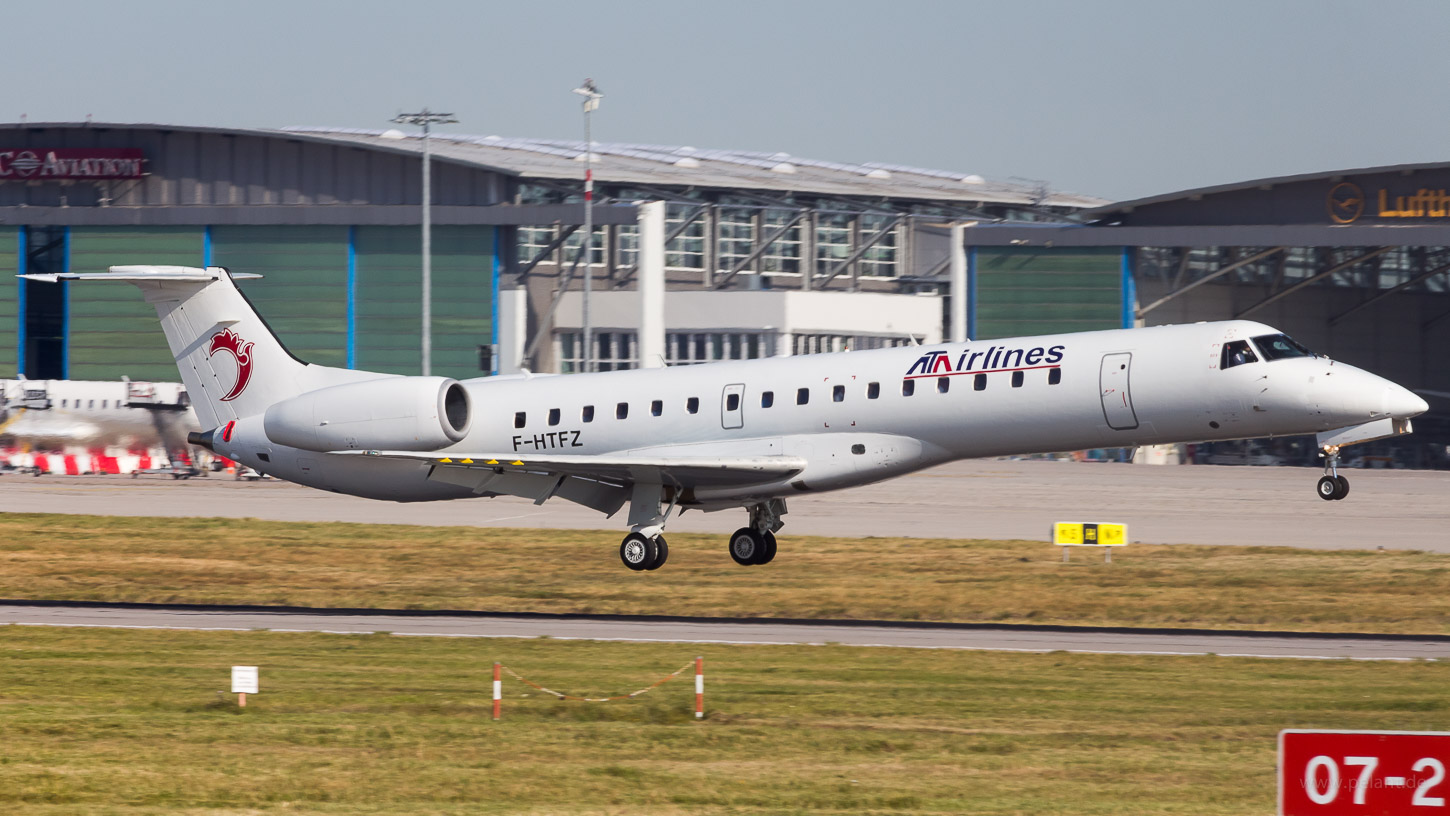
[0,122,1445,458]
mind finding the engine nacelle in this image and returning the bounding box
[263,376,471,452]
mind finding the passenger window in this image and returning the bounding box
[548,408,560,426]
[651,400,662,417]
[797,388,809,405]
[616,402,629,420]
[902,380,915,397]
[726,393,740,411]
[1048,368,1062,385]
[937,377,950,394]
[514,411,526,429]
[686,397,699,414]
[102,400,108,408]
[582,405,595,423]
[89,400,94,409]
[761,391,774,408]
[1011,371,1024,388]
[1220,339,1259,370]
[61,399,67,408]
[974,373,987,391]
[833,385,845,402]
[867,382,879,399]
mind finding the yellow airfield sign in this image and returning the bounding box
[1053,522,1128,547]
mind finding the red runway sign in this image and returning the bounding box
[1281,730,1450,815]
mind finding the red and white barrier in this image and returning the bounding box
[492,662,502,721]
[695,656,704,719]
[493,658,702,721]
[3,446,168,475]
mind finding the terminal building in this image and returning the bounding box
[0,122,1106,384]
[1,122,1445,462]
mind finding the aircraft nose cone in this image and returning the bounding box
[1383,384,1429,418]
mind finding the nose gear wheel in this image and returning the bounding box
[1316,445,1350,501]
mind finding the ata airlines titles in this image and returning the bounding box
[904,344,1066,379]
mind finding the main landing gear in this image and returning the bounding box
[620,531,669,571]
[616,489,788,571]
[619,482,674,572]
[1316,445,1350,501]
[728,500,785,566]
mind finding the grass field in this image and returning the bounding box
[3,513,1450,633]
[3,625,1448,815]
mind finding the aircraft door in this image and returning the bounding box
[1099,353,1139,430]
[721,383,745,430]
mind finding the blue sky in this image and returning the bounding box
[6,0,1447,200]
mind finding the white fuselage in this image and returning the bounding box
[216,319,1422,505]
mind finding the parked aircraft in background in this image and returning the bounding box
[24,266,1429,570]
[0,377,198,457]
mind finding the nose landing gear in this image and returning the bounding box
[1317,445,1350,501]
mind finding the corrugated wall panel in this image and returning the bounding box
[354,226,494,378]
[0,229,16,374]
[67,227,203,380]
[211,226,349,367]
[976,247,1122,339]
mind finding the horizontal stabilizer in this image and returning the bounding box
[19,265,261,283]
[334,450,807,488]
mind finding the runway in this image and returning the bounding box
[4,603,1447,661]
[3,459,1448,550]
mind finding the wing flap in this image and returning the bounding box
[334,449,807,488]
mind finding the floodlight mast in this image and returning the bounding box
[390,108,458,376]
[572,79,603,373]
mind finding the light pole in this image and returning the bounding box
[391,108,457,376]
[571,79,602,373]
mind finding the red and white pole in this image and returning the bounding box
[492,662,501,721]
[694,656,704,720]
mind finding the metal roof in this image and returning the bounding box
[283,127,1106,209]
[1086,161,1450,218]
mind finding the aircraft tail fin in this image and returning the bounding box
[21,266,357,429]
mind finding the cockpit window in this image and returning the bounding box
[1220,339,1259,370]
[1252,333,1316,361]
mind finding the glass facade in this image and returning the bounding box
[211,226,350,368]
[68,227,205,381]
[975,247,1123,339]
[4,225,497,383]
[1136,246,1450,292]
[353,225,495,378]
[0,229,17,375]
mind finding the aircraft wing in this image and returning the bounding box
[332,449,807,515]
[339,449,806,486]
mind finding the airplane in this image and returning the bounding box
[0,376,199,469]
[21,265,1430,570]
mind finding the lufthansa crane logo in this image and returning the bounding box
[207,329,255,402]
[1327,182,1365,224]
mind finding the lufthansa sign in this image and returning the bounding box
[1328,180,1450,224]
[0,148,145,180]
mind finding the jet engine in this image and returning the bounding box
[263,376,471,452]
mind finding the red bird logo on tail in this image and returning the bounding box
[207,329,255,402]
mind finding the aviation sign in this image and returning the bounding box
[1280,730,1450,815]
